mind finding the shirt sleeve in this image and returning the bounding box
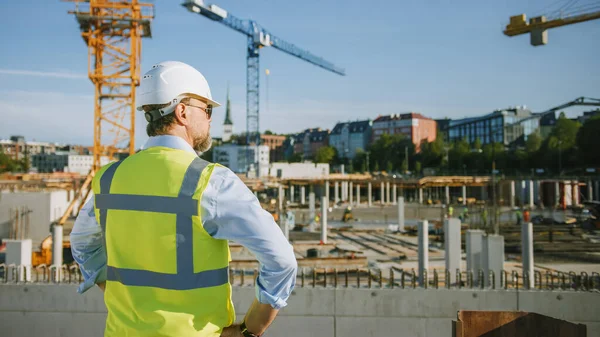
[202,167,298,309]
[69,195,107,294]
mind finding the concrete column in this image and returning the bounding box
[368,182,372,207]
[573,181,579,206]
[281,212,289,240]
[588,181,593,201]
[462,185,467,205]
[356,184,360,206]
[398,197,405,232]
[278,185,284,211]
[386,182,391,204]
[510,181,516,208]
[418,220,429,287]
[392,185,397,205]
[300,186,306,205]
[349,181,353,205]
[418,188,423,204]
[482,234,504,288]
[340,182,345,202]
[444,218,461,283]
[309,192,315,223]
[528,180,534,209]
[380,182,384,205]
[554,181,560,207]
[445,186,450,205]
[522,222,534,289]
[52,224,63,282]
[334,181,339,204]
[321,197,328,244]
[537,180,543,208]
[290,184,295,203]
[325,181,329,202]
[466,230,484,283]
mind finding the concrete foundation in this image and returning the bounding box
[482,234,504,288]
[444,218,461,282]
[466,230,484,283]
[418,220,429,287]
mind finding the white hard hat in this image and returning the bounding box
[137,61,220,121]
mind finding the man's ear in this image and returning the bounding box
[173,103,189,126]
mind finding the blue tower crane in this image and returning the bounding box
[182,0,345,175]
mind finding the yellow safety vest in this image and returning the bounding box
[92,146,235,337]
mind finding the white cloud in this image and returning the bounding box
[0,69,87,79]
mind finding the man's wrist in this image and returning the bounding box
[240,320,260,337]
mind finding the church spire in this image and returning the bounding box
[224,83,233,126]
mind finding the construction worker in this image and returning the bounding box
[448,205,454,218]
[515,208,523,226]
[70,61,297,337]
[524,208,531,223]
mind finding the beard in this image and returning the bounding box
[193,131,212,153]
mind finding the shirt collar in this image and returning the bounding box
[141,135,197,155]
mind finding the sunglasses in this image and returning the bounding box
[185,103,213,119]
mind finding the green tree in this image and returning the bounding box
[577,115,600,167]
[386,161,393,173]
[314,146,336,164]
[525,131,542,154]
[473,138,482,151]
[264,130,274,135]
[287,153,302,163]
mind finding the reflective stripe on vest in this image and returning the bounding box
[95,157,229,290]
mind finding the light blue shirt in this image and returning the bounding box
[70,135,297,309]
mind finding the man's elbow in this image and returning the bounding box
[279,247,298,275]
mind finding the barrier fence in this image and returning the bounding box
[1,263,599,292]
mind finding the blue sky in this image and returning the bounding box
[0,0,598,148]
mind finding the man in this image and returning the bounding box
[70,61,297,337]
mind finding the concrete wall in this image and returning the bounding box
[0,191,70,249]
[1,285,599,337]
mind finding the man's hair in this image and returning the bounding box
[144,97,192,137]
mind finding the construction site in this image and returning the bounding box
[2,1,600,337]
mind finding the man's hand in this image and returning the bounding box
[220,324,241,337]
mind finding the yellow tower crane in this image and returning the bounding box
[504,7,600,46]
[56,0,154,226]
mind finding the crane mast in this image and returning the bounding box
[182,0,345,176]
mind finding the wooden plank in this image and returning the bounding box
[456,311,587,337]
